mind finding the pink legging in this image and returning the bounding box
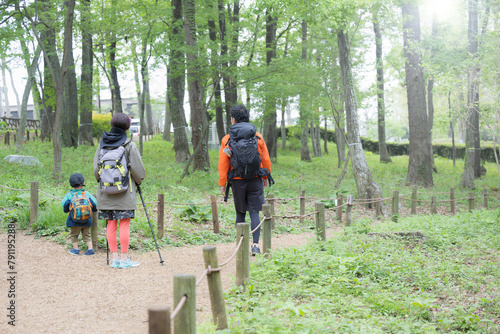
[106,219,130,253]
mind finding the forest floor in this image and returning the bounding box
[0,226,343,333]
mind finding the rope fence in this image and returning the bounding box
[3,181,500,332]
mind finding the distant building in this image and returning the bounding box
[4,98,139,119]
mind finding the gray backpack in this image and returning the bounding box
[98,143,130,194]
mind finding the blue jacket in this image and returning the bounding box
[61,189,98,227]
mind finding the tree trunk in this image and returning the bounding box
[300,19,311,161]
[337,28,383,204]
[323,116,328,154]
[207,5,225,142]
[62,39,78,148]
[402,3,433,187]
[449,91,456,166]
[281,99,287,149]
[335,122,346,167]
[16,48,41,152]
[79,0,94,146]
[29,0,76,176]
[373,11,391,163]
[315,119,321,156]
[218,0,231,132]
[163,69,171,141]
[169,0,190,162]
[310,121,317,156]
[184,0,208,171]
[263,7,277,160]
[462,0,480,188]
[1,62,9,117]
[225,1,239,114]
[144,63,153,135]
[427,12,438,172]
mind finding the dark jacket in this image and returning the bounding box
[61,189,98,227]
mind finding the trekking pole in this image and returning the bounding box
[137,185,165,266]
[106,221,109,265]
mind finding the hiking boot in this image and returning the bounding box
[68,248,80,255]
[83,249,95,256]
[110,259,121,268]
[251,245,261,256]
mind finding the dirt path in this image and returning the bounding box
[1,227,343,333]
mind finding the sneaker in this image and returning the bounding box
[251,245,261,256]
[83,249,95,256]
[110,259,121,268]
[125,257,140,267]
[119,259,133,269]
[68,248,80,255]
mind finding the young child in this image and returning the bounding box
[61,173,98,256]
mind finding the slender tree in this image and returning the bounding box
[402,1,433,187]
[79,0,94,146]
[184,0,209,171]
[169,0,190,162]
[372,9,391,163]
[337,28,383,202]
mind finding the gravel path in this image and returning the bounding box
[1,227,343,333]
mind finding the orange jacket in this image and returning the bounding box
[218,132,271,186]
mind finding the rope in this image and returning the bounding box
[170,295,187,320]
[0,184,29,191]
[38,189,62,201]
[251,217,266,235]
[219,235,244,267]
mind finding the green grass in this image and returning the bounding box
[1,136,499,249]
[2,135,500,332]
[200,210,500,333]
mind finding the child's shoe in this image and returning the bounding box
[68,248,80,255]
[110,259,121,268]
[83,249,95,256]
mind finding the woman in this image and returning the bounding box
[93,113,146,269]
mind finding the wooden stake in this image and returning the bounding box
[173,275,196,334]
[203,246,228,330]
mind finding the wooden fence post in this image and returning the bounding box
[391,190,399,222]
[173,274,196,334]
[345,195,353,226]
[336,193,343,222]
[91,209,98,250]
[236,223,249,288]
[411,186,417,214]
[468,192,474,212]
[210,195,219,234]
[375,196,381,219]
[299,190,306,224]
[30,181,39,226]
[203,246,228,330]
[158,194,164,239]
[484,189,488,209]
[5,131,9,145]
[266,194,275,230]
[26,130,30,142]
[431,196,437,214]
[450,188,455,215]
[148,306,171,334]
[315,202,326,241]
[262,204,272,257]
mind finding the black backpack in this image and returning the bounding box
[227,122,261,180]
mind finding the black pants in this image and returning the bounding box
[232,177,264,244]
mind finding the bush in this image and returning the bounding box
[92,112,112,139]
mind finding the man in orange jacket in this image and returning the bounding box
[218,105,272,255]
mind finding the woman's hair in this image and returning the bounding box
[110,112,131,130]
[230,105,250,123]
